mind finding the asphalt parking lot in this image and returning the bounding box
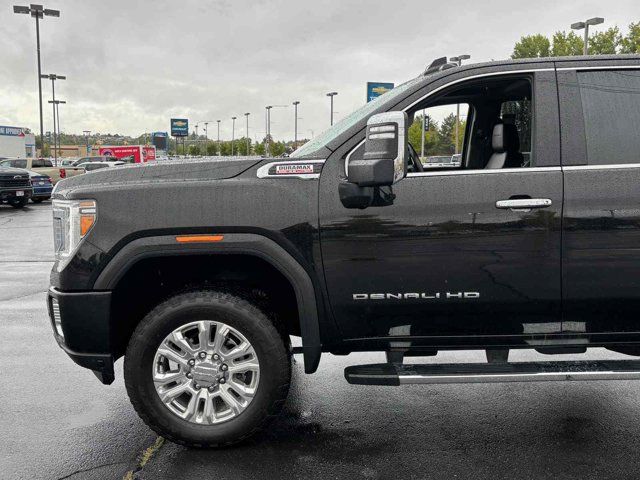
[3,201,640,480]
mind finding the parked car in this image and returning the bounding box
[72,156,118,166]
[0,158,83,184]
[82,161,126,172]
[48,54,640,448]
[25,170,53,203]
[0,166,32,208]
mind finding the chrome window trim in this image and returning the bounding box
[562,163,640,171]
[556,65,640,72]
[345,68,554,177]
[407,166,561,177]
[257,160,325,180]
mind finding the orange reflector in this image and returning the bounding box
[80,215,95,236]
[175,234,224,243]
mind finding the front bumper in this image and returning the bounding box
[47,287,115,384]
[1,187,33,201]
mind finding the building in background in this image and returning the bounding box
[151,132,168,156]
[0,126,36,158]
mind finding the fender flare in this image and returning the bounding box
[94,233,322,373]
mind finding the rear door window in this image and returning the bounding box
[577,70,640,166]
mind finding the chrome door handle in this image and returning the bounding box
[495,198,552,211]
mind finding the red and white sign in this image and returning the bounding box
[99,145,156,163]
[142,146,156,162]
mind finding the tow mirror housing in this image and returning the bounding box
[347,111,408,187]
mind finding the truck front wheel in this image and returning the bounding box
[124,290,291,447]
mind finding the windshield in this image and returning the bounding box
[1,159,27,169]
[291,75,424,158]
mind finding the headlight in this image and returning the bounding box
[52,199,97,270]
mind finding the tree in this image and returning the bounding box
[551,31,583,56]
[512,22,640,59]
[588,27,621,54]
[254,142,266,156]
[512,34,550,59]
[620,21,640,53]
[206,143,217,155]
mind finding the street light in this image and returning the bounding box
[203,121,210,155]
[41,74,66,164]
[13,4,60,154]
[571,17,605,55]
[216,120,221,156]
[265,106,272,156]
[244,113,250,155]
[48,99,65,161]
[293,101,300,147]
[231,116,237,156]
[449,55,470,154]
[326,92,338,126]
[83,130,91,156]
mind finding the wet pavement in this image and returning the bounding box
[2,201,640,479]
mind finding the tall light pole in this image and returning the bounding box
[55,100,65,158]
[41,75,66,156]
[231,116,237,156]
[48,99,65,160]
[216,120,221,156]
[83,130,91,156]
[293,101,300,147]
[244,112,250,155]
[203,121,209,155]
[450,55,470,155]
[326,92,338,126]
[265,106,272,157]
[572,17,605,55]
[13,4,60,155]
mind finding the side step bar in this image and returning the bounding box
[344,360,640,386]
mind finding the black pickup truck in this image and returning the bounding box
[49,54,640,447]
[0,166,32,208]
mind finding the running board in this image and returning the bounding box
[344,360,640,386]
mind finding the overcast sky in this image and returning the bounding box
[1,0,638,142]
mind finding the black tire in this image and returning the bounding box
[124,290,291,448]
[9,198,28,208]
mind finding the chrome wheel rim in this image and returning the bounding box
[152,320,260,425]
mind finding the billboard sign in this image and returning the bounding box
[366,82,394,102]
[151,131,168,151]
[170,118,189,137]
[0,125,25,136]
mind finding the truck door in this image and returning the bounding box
[558,62,640,337]
[319,69,563,344]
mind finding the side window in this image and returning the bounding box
[32,159,44,168]
[409,104,469,168]
[17,159,27,168]
[500,99,532,167]
[42,159,53,167]
[577,70,640,166]
[407,75,533,172]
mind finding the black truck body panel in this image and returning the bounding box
[48,55,640,382]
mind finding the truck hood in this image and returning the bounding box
[54,157,263,196]
[0,166,30,177]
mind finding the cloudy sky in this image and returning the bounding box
[1,0,637,142]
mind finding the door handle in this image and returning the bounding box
[495,198,552,211]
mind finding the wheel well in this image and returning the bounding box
[110,254,300,358]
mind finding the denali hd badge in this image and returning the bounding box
[275,164,314,175]
[353,292,480,300]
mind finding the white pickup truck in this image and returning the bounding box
[0,158,84,184]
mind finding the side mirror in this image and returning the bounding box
[347,111,408,187]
